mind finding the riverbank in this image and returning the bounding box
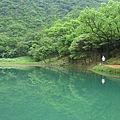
[0,56,120,77]
[91,56,120,77]
[91,64,120,78]
[0,56,68,67]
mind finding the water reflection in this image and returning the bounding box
[101,76,105,84]
[0,67,120,120]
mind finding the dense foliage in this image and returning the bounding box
[1,0,120,63]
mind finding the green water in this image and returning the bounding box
[0,67,120,120]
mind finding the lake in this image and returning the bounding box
[0,66,120,120]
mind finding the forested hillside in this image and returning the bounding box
[1,0,120,64]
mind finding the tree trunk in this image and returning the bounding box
[107,43,110,59]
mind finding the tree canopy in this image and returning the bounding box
[1,0,120,63]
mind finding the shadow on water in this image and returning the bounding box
[0,66,120,120]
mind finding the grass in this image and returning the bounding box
[92,65,120,77]
[106,56,120,65]
[0,56,35,63]
[0,56,56,64]
[0,56,70,71]
[0,56,68,66]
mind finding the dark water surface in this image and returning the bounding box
[0,66,120,120]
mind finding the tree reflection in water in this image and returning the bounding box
[0,67,120,120]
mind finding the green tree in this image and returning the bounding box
[69,34,91,64]
[79,0,120,58]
